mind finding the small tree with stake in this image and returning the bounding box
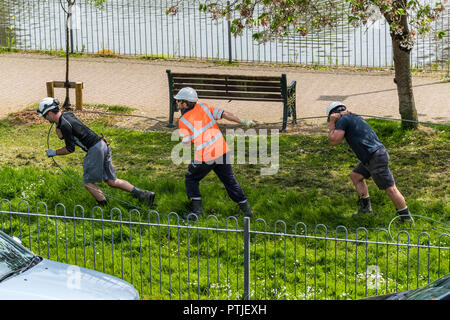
[58,0,107,110]
[59,0,75,110]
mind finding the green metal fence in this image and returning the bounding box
[0,0,449,71]
[1,199,449,300]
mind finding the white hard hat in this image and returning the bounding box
[37,97,60,117]
[326,101,346,118]
[174,87,198,103]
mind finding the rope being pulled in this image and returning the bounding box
[264,114,449,127]
[73,110,449,128]
[73,109,169,125]
[357,114,450,127]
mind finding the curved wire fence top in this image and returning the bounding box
[1,198,449,243]
[0,0,449,71]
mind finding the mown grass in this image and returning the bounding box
[0,106,449,300]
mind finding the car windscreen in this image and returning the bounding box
[0,232,35,280]
[406,274,450,300]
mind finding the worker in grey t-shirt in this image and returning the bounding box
[326,101,413,223]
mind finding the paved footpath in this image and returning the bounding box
[1,52,449,126]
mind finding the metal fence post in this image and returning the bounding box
[243,216,250,300]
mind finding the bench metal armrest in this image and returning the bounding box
[167,69,177,127]
[287,80,296,89]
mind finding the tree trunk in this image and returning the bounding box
[389,15,419,130]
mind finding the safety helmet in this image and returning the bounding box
[326,101,346,121]
[37,97,60,117]
[174,87,198,103]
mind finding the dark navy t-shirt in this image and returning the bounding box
[335,114,384,164]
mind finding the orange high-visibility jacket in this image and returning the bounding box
[178,103,229,162]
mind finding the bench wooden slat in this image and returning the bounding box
[173,83,282,93]
[171,73,282,82]
[194,90,283,101]
[172,78,281,88]
[192,96,283,102]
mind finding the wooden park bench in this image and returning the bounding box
[166,70,297,132]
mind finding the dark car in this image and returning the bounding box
[364,273,450,300]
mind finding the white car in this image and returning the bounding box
[0,230,139,300]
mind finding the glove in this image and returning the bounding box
[46,149,57,157]
[240,119,255,128]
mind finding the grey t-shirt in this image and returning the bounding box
[335,114,384,164]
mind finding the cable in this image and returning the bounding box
[71,109,449,129]
[261,114,449,127]
[259,115,328,126]
[388,214,450,236]
[46,123,154,214]
[358,114,450,127]
[387,214,450,263]
[73,109,169,125]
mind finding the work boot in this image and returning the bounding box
[97,198,109,207]
[131,187,156,207]
[352,197,372,217]
[142,191,156,207]
[182,199,204,220]
[238,201,254,218]
[397,207,414,224]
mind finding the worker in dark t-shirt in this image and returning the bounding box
[37,97,156,208]
[56,111,101,153]
[326,101,413,223]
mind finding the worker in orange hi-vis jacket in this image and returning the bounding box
[174,87,255,219]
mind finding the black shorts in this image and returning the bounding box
[353,147,395,190]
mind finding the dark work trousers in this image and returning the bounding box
[185,153,247,203]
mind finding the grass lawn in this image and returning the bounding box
[0,105,449,299]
